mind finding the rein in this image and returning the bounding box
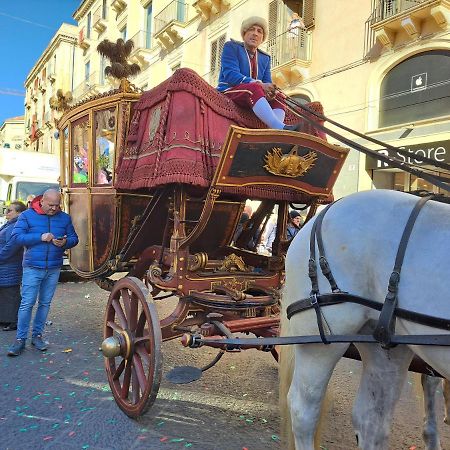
[277,91,450,194]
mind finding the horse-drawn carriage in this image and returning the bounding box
[56,68,348,417]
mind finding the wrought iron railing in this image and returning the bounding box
[266,29,311,68]
[154,0,188,35]
[370,0,424,24]
[73,72,100,99]
[93,5,107,27]
[130,30,152,51]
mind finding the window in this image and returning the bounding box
[94,108,116,185]
[100,56,106,84]
[146,4,152,48]
[379,50,450,128]
[85,61,91,81]
[210,34,226,84]
[72,117,89,185]
[120,25,127,41]
[87,12,92,38]
[102,0,108,19]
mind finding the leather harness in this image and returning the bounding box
[287,195,450,347]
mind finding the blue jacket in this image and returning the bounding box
[217,40,272,92]
[0,217,23,286]
[11,208,78,269]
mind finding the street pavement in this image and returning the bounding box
[0,280,281,450]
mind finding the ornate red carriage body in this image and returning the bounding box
[57,69,348,417]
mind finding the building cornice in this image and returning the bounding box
[73,0,96,21]
[25,24,78,87]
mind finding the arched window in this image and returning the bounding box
[379,50,450,128]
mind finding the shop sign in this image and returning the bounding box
[366,139,450,170]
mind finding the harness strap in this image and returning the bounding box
[286,292,450,331]
[307,202,339,344]
[373,195,433,347]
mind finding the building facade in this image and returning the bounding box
[67,0,450,197]
[24,23,79,154]
[0,116,24,150]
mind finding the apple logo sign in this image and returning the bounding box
[415,76,422,87]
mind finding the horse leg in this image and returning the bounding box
[421,374,442,450]
[352,344,413,450]
[444,378,450,425]
[288,344,348,450]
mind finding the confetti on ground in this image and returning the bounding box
[170,438,185,443]
[62,348,73,353]
[160,436,169,442]
[43,436,53,441]
[68,431,76,437]
[184,444,192,448]
[271,434,280,442]
[409,446,417,450]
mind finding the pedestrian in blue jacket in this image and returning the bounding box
[0,201,27,331]
[4,189,78,356]
[217,16,300,131]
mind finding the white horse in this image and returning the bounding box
[280,189,450,450]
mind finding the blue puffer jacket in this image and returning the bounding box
[0,217,23,286]
[217,40,272,92]
[9,197,78,270]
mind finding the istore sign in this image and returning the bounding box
[366,139,450,170]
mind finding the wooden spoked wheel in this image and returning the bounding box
[102,276,162,418]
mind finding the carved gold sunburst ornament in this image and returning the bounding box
[218,253,248,272]
[264,145,317,178]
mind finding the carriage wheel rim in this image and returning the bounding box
[102,276,162,418]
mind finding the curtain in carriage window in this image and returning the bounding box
[72,117,89,185]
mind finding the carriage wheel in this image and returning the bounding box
[101,276,162,418]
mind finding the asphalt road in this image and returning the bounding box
[0,279,449,450]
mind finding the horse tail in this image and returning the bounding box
[279,302,296,450]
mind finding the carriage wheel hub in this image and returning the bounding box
[101,332,132,359]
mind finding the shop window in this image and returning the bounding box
[63,127,69,186]
[94,108,116,185]
[379,50,450,128]
[72,117,89,185]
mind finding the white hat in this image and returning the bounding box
[241,16,268,42]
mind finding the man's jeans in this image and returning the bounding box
[16,267,61,340]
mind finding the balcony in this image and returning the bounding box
[129,30,153,67]
[31,90,38,102]
[93,5,107,33]
[72,72,102,101]
[44,111,53,128]
[154,1,189,50]
[111,0,126,15]
[193,0,230,21]
[368,0,450,49]
[47,72,56,83]
[267,29,312,88]
[78,27,91,50]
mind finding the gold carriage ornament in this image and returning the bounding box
[264,145,317,178]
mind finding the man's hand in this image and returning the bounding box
[41,233,55,242]
[52,237,67,248]
[261,82,276,100]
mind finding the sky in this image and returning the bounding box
[0,0,80,125]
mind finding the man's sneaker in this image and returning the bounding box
[7,339,26,357]
[32,335,48,352]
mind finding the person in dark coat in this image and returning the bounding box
[0,201,27,331]
[286,210,303,240]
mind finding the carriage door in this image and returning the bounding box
[66,114,92,275]
[90,107,118,272]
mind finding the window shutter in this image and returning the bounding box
[303,0,315,29]
[210,34,226,84]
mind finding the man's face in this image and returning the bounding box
[243,25,264,51]
[41,194,61,216]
